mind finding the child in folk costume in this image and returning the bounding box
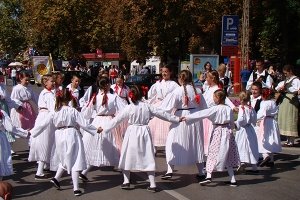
[10,72,38,130]
[30,89,102,196]
[66,75,82,110]
[159,70,207,180]
[256,88,281,168]
[0,72,20,153]
[202,70,237,156]
[235,91,259,173]
[111,75,130,151]
[0,110,29,181]
[28,75,56,180]
[250,81,263,113]
[147,64,179,149]
[100,85,182,192]
[80,77,126,181]
[52,71,64,91]
[185,90,240,187]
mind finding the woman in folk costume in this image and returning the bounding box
[100,85,181,192]
[256,88,281,168]
[10,72,38,130]
[159,70,207,180]
[80,77,126,181]
[235,91,259,173]
[0,72,20,153]
[202,70,237,156]
[250,81,263,113]
[28,74,56,180]
[66,75,82,110]
[185,90,240,187]
[111,75,130,151]
[0,110,29,181]
[275,64,300,147]
[30,89,102,196]
[147,64,179,150]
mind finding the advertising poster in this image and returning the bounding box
[190,54,219,79]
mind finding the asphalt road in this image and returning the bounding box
[2,80,300,200]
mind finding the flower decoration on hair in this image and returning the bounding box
[128,90,136,102]
[262,88,273,99]
[195,94,201,104]
[140,86,148,97]
[218,82,224,89]
[56,89,63,98]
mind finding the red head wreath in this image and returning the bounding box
[261,88,273,100]
[128,90,136,102]
[56,89,63,97]
[140,86,148,97]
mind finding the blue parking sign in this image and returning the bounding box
[222,15,239,46]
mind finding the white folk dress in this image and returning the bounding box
[159,85,207,166]
[202,85,236,155]
[30,106,98,173]
[81,91,126,167]
[235,105,259,164]
[186,105,240,173]
[256,100,282,154]
[102,102,180,171]
[0,110,28,177]
[147,80,179,146]
[28,88,56,163]
[10,84,38,130]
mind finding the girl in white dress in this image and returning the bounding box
[30,88,102,196]
[257,88,282,168]
[250,81,262,112]
[202,70,237,156]
[29,75,56,180]
[66,75,82,110]
[185,89,240,187]
[0,110,29,181]
[100,85,181,192]
[148,64,179,149]
[235,91,259,172]
[159,70,207,180]
[80,77,126,181]
[10,72,38,130]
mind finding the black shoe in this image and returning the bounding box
[79,174,89,182]
[237,163,246,172]
[35,174,50,180]
[259,156,270,167]
[199,178,212,185]
[246,170,260,174]
[120,183,131,190]
[74,190,82,196]
[161,173,173,180]
[196,174,206,181]
[266,162,275,168]
[44,168,51,172]
[147,187,157,193]
[224,181,238,187]
[50,178,61,189]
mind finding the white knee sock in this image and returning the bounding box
[36,161,45,176]
[196,163,205,175]
[81,165,92,176]
[147,171,156,188]
[227,167,236,183]
[72,171,80,191]
[123,170,130,184]
[206,172,212,179]
[54,166,65,181]
[166,164,174,174]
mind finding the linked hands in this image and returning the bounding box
[97,127,103,133]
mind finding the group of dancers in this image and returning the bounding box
[0,64,287,196]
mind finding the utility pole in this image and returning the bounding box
[241,0,249,69]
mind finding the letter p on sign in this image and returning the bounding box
[227,18,234,30]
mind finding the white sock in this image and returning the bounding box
[147,171,156,188]
[36,161,45,176]
[54,166,65,181]
[44,163,50,170]
[123,170,130,184]
[81,165,92,176]
[206,172,212,179]
[262,153,269,159]
[72,171,80,191]
[166,164,174,174]
[196,163,205,175]
[227,167,236,183]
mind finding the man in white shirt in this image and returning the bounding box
[246,60,274,91]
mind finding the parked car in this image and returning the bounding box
[125,74,161,98]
